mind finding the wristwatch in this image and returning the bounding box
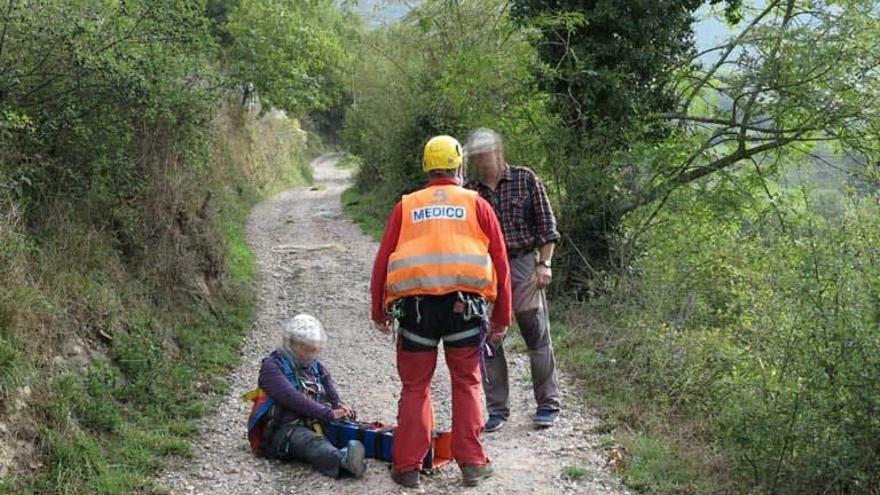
[537,259,552,268]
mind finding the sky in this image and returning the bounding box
[355,1,744,58]
[694,4,738,55]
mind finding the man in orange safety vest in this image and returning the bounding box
[370,135,512,489]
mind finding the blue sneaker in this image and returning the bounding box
[485,415,506,432]
[533,408,559,428]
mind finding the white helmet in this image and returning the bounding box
[464,128,503,157]
[281,314,327,348]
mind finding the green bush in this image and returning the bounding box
[0,101,318,491]
[0,1,343,492]
[557,179,880,494]
[343,0,557,201]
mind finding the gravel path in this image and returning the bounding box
[154,155,630,495]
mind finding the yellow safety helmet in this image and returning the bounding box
[423,135,463,172]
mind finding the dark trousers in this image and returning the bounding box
[267,422,342,478]
[484,252,562,418]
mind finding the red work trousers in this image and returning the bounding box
[392,342,488,472]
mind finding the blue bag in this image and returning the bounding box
[325,420,394,462]
[325,420,453,470]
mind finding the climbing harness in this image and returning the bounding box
[455,291,495,382]
[387,292,494,379]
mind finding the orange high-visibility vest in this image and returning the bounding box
[385,185,497,307]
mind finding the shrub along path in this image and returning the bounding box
[155,155,629,494]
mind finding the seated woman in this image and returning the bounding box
[257,314,366,478]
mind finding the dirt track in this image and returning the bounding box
[155,155,630,494]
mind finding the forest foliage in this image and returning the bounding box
[0,1,351,493]
[343,1,880,493]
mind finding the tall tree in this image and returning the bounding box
[511,0,740,146]
[511,0,879,284]
[509,0,741,275]
[628,0,880,216]
[225,0,349,114]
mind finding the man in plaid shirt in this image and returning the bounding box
[465,128,562,430]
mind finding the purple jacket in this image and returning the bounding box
[258,350,342,426]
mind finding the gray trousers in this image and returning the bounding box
[267,422,342,478]
[484,252,562,418]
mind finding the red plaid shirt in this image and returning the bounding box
[469,165,560,253]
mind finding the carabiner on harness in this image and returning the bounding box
[455,292,495,382]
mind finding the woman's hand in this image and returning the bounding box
[333,404,356,420]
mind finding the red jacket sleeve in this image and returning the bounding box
[370,202,402,323]
[476,197,512,327]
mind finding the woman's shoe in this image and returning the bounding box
[340,440,367,478]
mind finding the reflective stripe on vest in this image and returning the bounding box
[388,254,490,272]
[385,185,497,306]
[388,275,491,295]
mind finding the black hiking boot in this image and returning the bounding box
[340,440,367,478]
[392,469,421,489]
[461,463,494,487]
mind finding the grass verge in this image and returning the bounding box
[0,195,259,495]
[341,185,389,242]
[0,111,317,495]
[550,307,730,495]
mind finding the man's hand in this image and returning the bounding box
[374,319,392,334]
[489,323,508,344]
[535,266,552,289]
